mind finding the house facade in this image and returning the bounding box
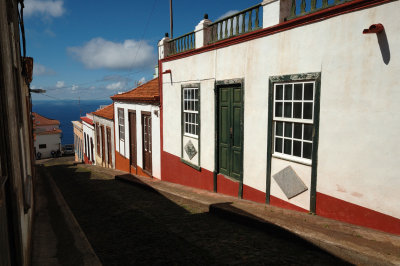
[81,114,95,165]
[158,0,400,235]
[0,0,35,264]
[111,78,161,179]
[72,120,84,162]
[93,104,115,168]
[33,112,62,159]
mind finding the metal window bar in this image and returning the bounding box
[209,3,262,44]
[288,0,354,20]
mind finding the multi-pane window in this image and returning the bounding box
[118,108,125,141]
[273,81,315,162]
[183,87,199,137]
[96,123,101,155]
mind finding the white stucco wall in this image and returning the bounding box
[114,101,161,179]
[34,133,61,158]
[161,1,400,217]
[93,116,115,168]
[82,120,95,164]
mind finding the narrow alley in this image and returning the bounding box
[33,157,349,265]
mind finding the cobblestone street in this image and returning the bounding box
[37,157,349,265]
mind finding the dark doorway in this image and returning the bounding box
[142,112,152,175]
[129,111,137,171]
[218,85,243,181]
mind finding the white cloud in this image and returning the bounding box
[102,75,132,83]
[68,38,156,70]
[71,85,78,91]
[55,81,65,88]
[24,0,65,18]
[138,77,146,84]
[106,82,124,90]
[33,63,56,76]
[217,10,239,21]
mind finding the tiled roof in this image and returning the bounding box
[81,116,94,126]
[36,128,62,135]
[111,78,159,103]
[32,112,60,126]
[92,103,114,120]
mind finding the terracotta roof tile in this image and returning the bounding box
[36,128,62,135]
[92,103,114,120]
[111,78,159,103]
[32,112,60,126]
[81,116,94,126]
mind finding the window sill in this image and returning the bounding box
[183,133,198,139]
[272,153,312,166]
[180,158,201,171]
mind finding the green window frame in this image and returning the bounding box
[181,83,201,170]
[273,81,316,165]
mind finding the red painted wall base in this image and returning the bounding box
[317,192,400,235]
[243,184,266,204]
[161,151,213,191]
[270,196,308,213]
[115,150,130,173]
[83,154,92,165]
[216,174,239,197]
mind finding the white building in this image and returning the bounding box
[158,0,400,235]
[33,112,62,159]
[111,78,161,179]
[81,114,95,165]
[92,103,115,168]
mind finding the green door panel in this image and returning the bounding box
[218,85,243,181]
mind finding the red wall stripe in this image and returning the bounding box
[115,150,130,173]
[161,151,213,191]
[243,184,266,204]
[270,195,309,213]
[317,192,400,235]
[216,174,239,197]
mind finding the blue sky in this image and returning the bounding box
[27,0,260,101]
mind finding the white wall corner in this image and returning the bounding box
[158,36,170,60]
[262,0,280,28]
[195,18,212,49]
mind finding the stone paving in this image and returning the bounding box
[39,157,349,265]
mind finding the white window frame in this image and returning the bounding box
[118,108,125,142]
[182,87,199,139]
[272,81,315,165]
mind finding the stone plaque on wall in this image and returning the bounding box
[273,166,308,199]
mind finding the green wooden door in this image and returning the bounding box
[218,86,243,180]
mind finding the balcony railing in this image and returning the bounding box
[288,0,354,20]
[209,4,262,44]
[168,31,196,55]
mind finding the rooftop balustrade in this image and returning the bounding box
[161,0,357,58]
[208,4,262,44]
[168,31,196,56]
[287,0,354,20]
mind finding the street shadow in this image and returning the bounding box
[40,162,351,265]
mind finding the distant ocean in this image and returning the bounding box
[32,100,112,145]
